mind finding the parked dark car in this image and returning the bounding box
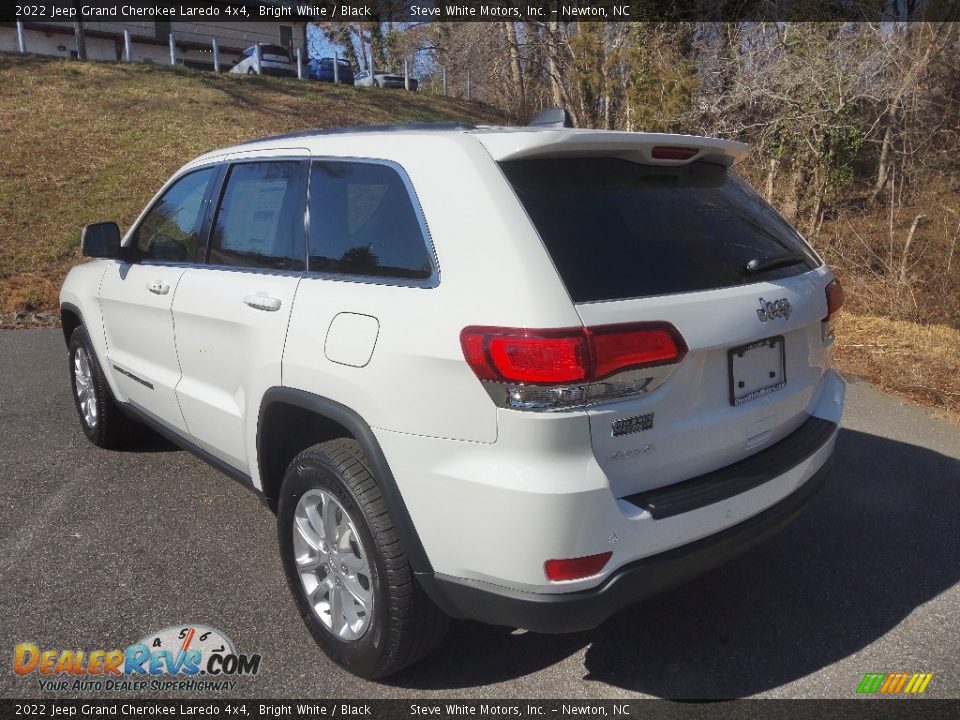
[309,57,355,85]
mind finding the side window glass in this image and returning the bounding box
[133,167,216,264]
[208,161,307,271]
[308,161,432,281]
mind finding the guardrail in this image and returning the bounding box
[9,21,449,95]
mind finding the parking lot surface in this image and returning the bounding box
[1,329,957,699]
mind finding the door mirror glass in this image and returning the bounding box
[81,221,121,258]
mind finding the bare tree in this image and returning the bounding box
[868,22,955,205]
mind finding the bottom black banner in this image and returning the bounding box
[1,699,958,720]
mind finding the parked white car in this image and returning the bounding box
[60,112,845,679]
[229,44,296,77]
[355,69,418,90]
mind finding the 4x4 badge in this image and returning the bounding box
[757,297,792,322]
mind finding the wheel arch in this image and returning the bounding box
[60,302,84,346]
[257,387,435,576]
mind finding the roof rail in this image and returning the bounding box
[238,122,478,145]
[527,108,573,129]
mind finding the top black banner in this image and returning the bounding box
[4,0,959,23]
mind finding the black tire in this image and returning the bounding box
[278,439,449,679]
[68,326,128,449]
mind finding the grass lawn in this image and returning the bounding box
[0,53,504,311]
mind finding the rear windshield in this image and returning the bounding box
[499,157,819,303]
[260,45,291,58]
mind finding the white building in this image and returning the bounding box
[0,21,307,70]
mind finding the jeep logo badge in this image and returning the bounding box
[756,297,791,322]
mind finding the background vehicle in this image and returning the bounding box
[230,44,296,77]
[309,57,355,85]
[59,112,844,679]
[355,70,418,90]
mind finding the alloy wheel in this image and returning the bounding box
[292,488,375,641]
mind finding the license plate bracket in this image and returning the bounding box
[728,336,786,406]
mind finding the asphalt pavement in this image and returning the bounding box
[1,328,957,700]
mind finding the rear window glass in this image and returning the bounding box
[499,158,819,303]
[209,161,306,271]
[308,161,433,281]
[260,45,291,58]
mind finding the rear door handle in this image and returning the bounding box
[147,281,170,295]
[243,294,282,312]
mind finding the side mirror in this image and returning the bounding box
[81,222,121,259]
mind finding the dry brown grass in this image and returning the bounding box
[811,167,960,330]
[0,53,505,311]
[834,312,960,414]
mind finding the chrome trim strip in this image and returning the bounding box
[113,365,154,390]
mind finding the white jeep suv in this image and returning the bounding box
[59,115,845,679]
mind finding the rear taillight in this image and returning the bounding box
[460,323,686,411]
[590,324,687,379]
[485,331,589,384]
[545,552,612,581]
[822,278,844,345]
[651,146,699,161]
[825,279,844,319]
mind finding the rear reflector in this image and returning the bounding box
[545,552,612,581]
[825,279,844,319]
[460,323,686,386]
[651,146,699,161]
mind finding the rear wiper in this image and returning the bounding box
[744,252,807,275]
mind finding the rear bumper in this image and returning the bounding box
[622,415,837,519]
[379,369,843,610]
[425,456,832,633]
[260,66,297,78]
[381,79,417,89]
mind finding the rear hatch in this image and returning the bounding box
[490,133,833,498]
[260,45,292,64]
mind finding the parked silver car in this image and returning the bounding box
[355,69,418,91]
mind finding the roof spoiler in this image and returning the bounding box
[528,108,573,129]
[478,132,750,166]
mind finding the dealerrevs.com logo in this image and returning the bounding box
[13,625,261,693]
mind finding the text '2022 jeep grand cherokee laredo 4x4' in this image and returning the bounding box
[60,114,845,679]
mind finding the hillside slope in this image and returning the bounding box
[0,54,505,313]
